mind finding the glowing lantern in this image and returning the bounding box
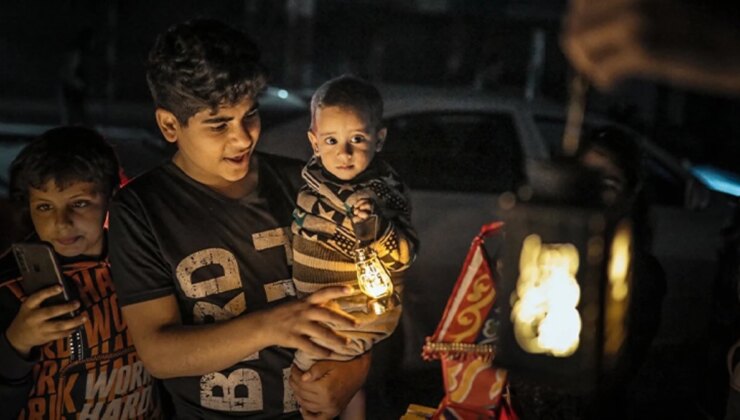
[354,246,395,315]
[492,162,634,392]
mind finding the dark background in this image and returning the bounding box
[1,1,739,418]
[0,0,738,175]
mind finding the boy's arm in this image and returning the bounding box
[121,288,357,379]
[109,191,357,379]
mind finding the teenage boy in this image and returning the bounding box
[0,126,163,419]
[108,19,369,419]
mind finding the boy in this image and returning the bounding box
[108,19,369,419]
[0,126,163,419]
[291,75,418,418]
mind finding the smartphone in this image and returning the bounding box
[12,242,72,308]
[12,242,85,360]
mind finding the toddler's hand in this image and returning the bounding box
[5,285,86,357]
[351,198,374,223]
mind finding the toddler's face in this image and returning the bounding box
[308,106,386,181]
[29,180,108,257]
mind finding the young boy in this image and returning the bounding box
[108,19,369,419]
[291,75,418,418]
[0,126,163,419]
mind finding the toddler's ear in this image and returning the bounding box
[376,128,387,152]
[307,130,319,155]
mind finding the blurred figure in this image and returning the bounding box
[578,127,668,419]
[509,127,667,419]
[578,127,642,206]
[562,0,740,95]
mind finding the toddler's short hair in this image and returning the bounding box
[310,75,384,131]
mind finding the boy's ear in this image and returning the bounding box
[307,130,319,155]
[375,127,387,152]
[155,108,180,144]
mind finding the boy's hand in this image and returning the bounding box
[290,352,371,418]
[5,285,86,357]
[262,286,357,358]
[351,198,375,223]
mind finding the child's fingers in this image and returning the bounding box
[39,301,81,321]
[49,313,87,332]
[24,285,64,309]
[352,200,374,213]
[352,208,372,217]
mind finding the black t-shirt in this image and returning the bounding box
[109,153,303,419]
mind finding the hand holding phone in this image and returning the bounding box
[7,242,87,358]
[4,286,85,357]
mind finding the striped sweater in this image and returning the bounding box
[291,157,418,369]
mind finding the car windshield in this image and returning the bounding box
[382,112,525,193]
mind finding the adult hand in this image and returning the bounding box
[562,0,740,94]
[5,285,86,357]
[262,286,357,358]
[290,352,371,419]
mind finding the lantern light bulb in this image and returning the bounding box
[354,247,394,315]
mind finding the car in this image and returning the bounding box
[257,85,737,383]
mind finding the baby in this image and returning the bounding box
[291,75,418,418]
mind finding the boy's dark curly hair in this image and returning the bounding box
[10,126,121,204]
[146,19,267,124]
[310,75,384,131]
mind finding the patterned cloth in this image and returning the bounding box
[422,222,513,419]
[291,157,417,370]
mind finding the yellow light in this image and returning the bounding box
[604,220,632,355]
[511,234,581,357]
[354,247,394,315]
[608,222,631,302]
